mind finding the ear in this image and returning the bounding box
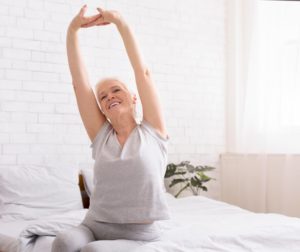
[132,94,137,104]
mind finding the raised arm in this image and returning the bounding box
[117,18,168,138]
[67,5,107,142]
[84,8,168,139]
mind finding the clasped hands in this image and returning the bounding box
[69,5,122,31]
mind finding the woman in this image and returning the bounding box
[52,5,170,252]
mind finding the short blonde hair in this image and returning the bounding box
[94,77,138,120]
[94,77,131,102]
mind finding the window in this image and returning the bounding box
[229,0,300,153]
[258,1,300,128]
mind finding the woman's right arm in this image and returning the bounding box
[66,5,107,142]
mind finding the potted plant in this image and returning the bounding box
[164,161,216,198]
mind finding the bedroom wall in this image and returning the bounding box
[0,0,226,199]
[221,153,300,218]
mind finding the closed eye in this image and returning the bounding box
[113,88,120,93]
[100,95,107,101]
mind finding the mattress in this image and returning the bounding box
[1,195,300,252]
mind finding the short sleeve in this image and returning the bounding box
[90,120,112,160]
[141,119,169,153]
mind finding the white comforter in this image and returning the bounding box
[1,196,300,252]
[0,209,87,252]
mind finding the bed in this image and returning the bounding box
[1,165,300,252]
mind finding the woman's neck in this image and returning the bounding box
[110,114,137,138]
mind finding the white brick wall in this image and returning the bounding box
[0,0,225,199]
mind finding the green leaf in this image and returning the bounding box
[164,163,177,178]
[190,176,198,186]
[195,165,215,172]
[186,164,195,173]
[169,178,188,188]
[174,171,187,175]
[201,186,208,191]
[196,171,212,182]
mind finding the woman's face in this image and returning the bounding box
[96,79,136,120]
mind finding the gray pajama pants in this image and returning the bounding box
[51,214,162,252]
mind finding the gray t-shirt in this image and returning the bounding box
[88,120,171,223]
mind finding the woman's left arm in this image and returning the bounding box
[84,9,167,138]
[116,17,167,138]
[116,18,167,134]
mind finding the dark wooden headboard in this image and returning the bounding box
[79,174,90,209]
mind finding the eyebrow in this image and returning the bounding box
[99,85,121,96]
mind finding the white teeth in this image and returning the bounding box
[109,102,120,109]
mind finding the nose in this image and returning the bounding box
[107,92,115,101]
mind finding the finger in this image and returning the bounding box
[84,13,102,23]
[97,7,104,14]
[82,17,104,28]
[81,23,92,28]
[97,22,110,26]
[82,20,99,28]
[79,4,87,17]
[83,20,110,28]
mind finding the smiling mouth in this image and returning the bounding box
[108,102,121,110]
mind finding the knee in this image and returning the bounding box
[81,243,101,252]
[51,232,75,252]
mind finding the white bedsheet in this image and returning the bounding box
[0,209,87,252]
[1,196,300,252]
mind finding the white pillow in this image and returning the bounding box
[0,164,83,221]
[80,168,94,197]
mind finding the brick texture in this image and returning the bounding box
[0,0,225,199]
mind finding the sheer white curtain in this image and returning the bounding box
[238,0,300,153]
[223,0,300,216]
